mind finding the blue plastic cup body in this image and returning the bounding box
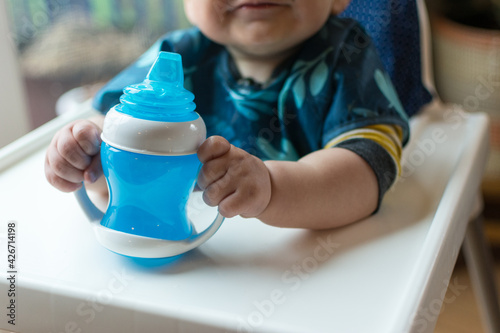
[100,142,200,240]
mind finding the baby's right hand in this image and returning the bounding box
[45,120,102,192]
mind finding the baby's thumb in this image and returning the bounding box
[83,154,103,184]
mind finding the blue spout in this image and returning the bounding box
[117,51,196,121]
[147,52,184,88]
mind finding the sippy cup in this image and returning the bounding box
[75,52,224,258]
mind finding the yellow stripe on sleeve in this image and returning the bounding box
[324,125,404,177]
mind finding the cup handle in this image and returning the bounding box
[74,184,105,223]
[174,210,225,254]
[74,184,225,258]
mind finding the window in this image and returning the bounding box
[5,0,189,129]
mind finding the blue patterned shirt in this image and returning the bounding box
[93,16,410,207]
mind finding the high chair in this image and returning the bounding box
[342,0,500,331]
[0,0,498,332]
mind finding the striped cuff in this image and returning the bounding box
[324,125,404,212]
[325,125,403,181]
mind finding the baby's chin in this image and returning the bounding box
[230,28,318,59]
[227,41,304,61]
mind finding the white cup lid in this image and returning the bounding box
[101,107,207,156]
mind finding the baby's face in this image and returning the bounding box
[183,0,337,59]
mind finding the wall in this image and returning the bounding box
[0,1,29,148]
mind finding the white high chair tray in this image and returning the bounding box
[0,102,489,333]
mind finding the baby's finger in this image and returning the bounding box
[56,130,91,170]
[83,154,103,184]
[197,136,231,164]
[202,173,236,207]
[72,121,101,156]
[46,145,85,183]
[217,191,246,218]
[197,158,228,190]
[44,156,83,192]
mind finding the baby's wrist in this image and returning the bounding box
[250,161,273,220]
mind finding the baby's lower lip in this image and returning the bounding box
[230,2,286,18]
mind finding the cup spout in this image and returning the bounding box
[146,52,184,88]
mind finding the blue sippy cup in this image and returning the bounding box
[75,52,224,258]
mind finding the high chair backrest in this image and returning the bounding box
[340,0,434,117]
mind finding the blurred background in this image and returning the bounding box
[426,0,500,330]
[3,0,189,130]
[428,0,500,202]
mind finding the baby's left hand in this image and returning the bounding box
[197,136,271,218]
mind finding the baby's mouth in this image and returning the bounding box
[226,1,288,12]
[240,3,279,9]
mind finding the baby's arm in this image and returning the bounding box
[45,116,107,197]
[197,136,378,230]
[260,147,378,229]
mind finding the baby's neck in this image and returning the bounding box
[227,46,300,84]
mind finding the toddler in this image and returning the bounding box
[45,0,409,229]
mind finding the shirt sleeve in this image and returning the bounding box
[325,125,403,212]
[321,21,410,147]
[321,21,410,211]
